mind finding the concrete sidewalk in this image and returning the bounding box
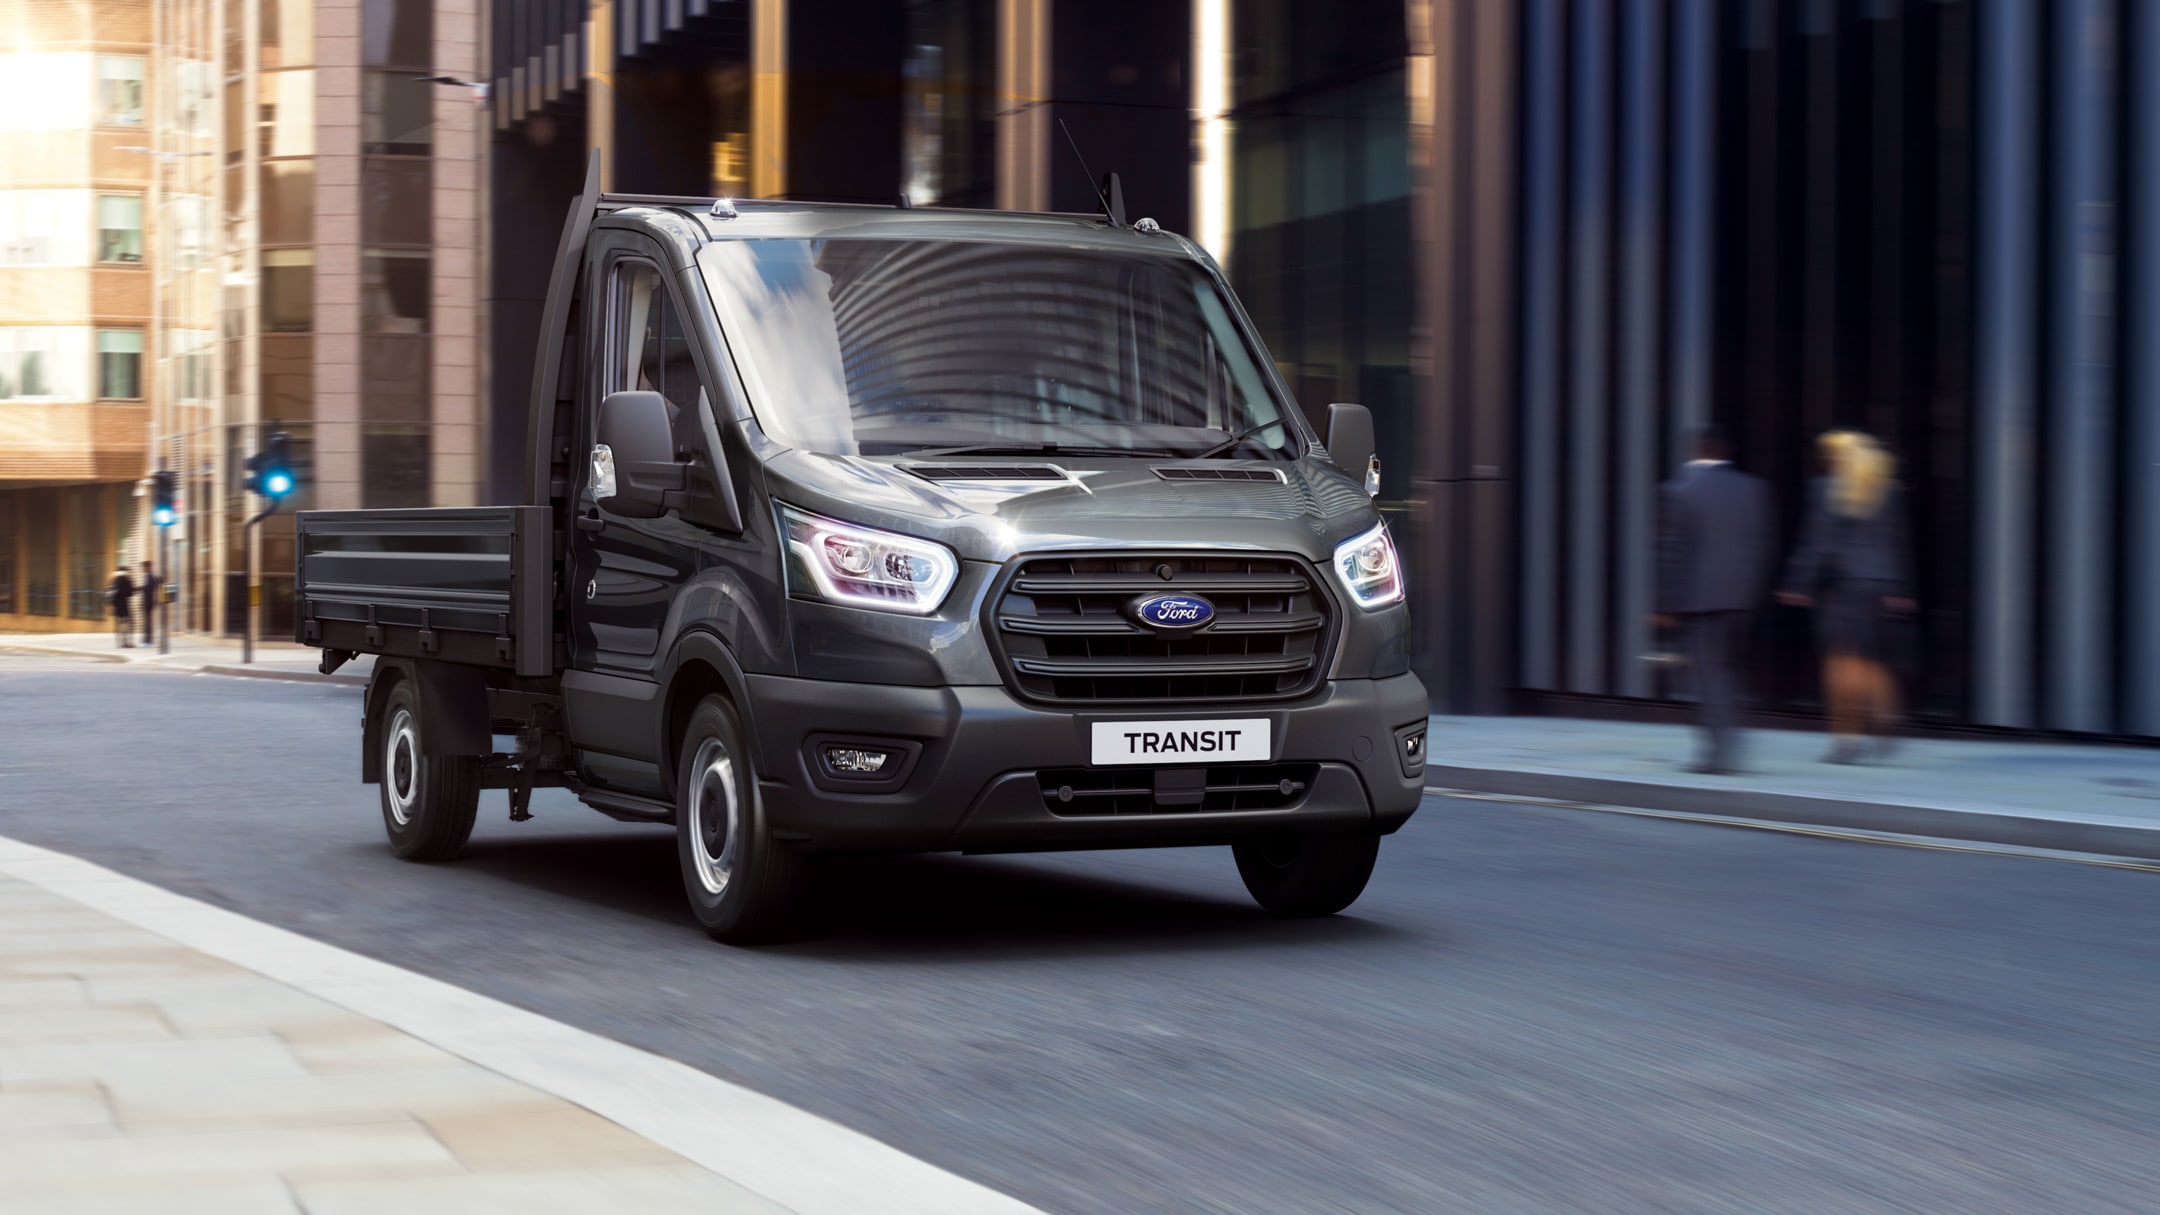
[1426,714,2160,861]
[0,837,1039,1215]
[0,632,369,685]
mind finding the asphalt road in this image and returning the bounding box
[4,658,2158,1214]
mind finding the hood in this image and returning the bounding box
[759,448,1381,565]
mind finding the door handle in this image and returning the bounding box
[575,512,604,533]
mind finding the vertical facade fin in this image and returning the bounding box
[1972,0,2038,728]
[1615,0,1665,698]
[2043,0,2117,732]
[1518,0,1564,691]
[1564,0,1612,693]
[2128,0,2160,736]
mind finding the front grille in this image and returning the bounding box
[991,552,1333,703]
[1038,763,1320,815]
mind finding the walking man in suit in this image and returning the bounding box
[1654,426,1774,774]
[138,561,162,647]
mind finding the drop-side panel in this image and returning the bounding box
[295,506,554,675]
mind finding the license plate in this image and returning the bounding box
[1090,719,1271,766]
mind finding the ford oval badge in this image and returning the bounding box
[1132,593,1215,631]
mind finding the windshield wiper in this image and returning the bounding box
[906,442,1178,460]
[1194,419,1290,460]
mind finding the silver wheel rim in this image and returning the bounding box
[687,735,741,897]
[385,706,418,827]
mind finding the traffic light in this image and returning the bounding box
[242,432,296,499]
[261,432,294,498]
[151,470,177,527]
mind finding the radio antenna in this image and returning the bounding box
[1057,118,1124,227]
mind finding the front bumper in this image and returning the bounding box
[743,672,1429,854]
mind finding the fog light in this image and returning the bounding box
[825,747,891,775]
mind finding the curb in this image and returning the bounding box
[1424,765,2160,863]
[0,643,127,664]
[197,663,367,686]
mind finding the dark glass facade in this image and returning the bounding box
[482,0,2160,739]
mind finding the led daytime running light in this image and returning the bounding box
[782,505,959,615]
[1332,522,1404,609]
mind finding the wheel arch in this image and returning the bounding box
[659,630,756,802]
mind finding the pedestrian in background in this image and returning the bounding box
[1776,430,1916,763]
[107,566,135,649]
[1653,425,1775,775]
[138,560,162,648]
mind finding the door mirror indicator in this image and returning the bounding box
[590,444,617,500]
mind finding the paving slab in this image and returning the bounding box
[0,836,1047,1215]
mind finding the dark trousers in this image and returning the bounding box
[1683,610,1748,767]
[141,591,156,644]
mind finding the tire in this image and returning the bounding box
[1232,831,1381,917]
[377,676,481,862]
[674,696,805,944]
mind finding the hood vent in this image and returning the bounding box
[1152,466,1288,484]
[903,464,1068,483]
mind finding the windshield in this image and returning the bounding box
[696,238,1295,458]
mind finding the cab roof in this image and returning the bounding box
[597,193,1197,257]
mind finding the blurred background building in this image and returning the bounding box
[4,0,2153,741]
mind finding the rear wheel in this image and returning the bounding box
[377,677,480,861]
[674,696,805,944]
[1232,831,1380,916]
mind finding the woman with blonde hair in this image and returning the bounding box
[1776,430,1915,762]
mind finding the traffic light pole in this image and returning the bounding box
[158,527,171,655]
[239,499,281,665]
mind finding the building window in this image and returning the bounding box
[97,330,143,400]
[262,249,314,333]
[67,488,104,620]
[0,493,15,615]
[362,72,432,156]
[98,57,146,127]
[362,425,431,508]
[97,194,144,263]
[0,191,58,265]
[362,250,429,333]
[24,491,58,617]
[0,329,90,401]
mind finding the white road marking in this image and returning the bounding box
[0,834,1044,1215]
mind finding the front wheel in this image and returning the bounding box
[377,677,480,862]
[674,696,806,944]
[1232,831,1380,916]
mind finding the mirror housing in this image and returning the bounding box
[596,390,686,518]
[1325,402,1379,496]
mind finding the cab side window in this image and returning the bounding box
[615,261,706,424]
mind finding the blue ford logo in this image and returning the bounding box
[1132,594,1215,631]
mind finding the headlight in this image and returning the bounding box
[1332,522,1404,609]
[781,505,959,614]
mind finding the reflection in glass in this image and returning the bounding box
[97,330,143,399]
[260,161,315,245]
[261,0,316,69]
[97,195,144,263]
[363,425,432,508]
[262,249,314,334]
[698,239,1292,458]
[98,57,145,126]
[259,71,316,157]
[362,0,433,69]
[362,250,430,333]
[361,336,429,422]
[362,158,431,244]
[362,71,433,155]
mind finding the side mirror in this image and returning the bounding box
[1326,402,1380,498]
[595,390,686,518]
